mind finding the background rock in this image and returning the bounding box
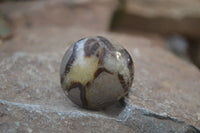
[111,0,200,39]
[0,0,117,31]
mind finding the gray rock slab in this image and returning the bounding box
[0,27,199,132]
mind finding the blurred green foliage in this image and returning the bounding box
[110,0,126,30]
[0,15,11,39]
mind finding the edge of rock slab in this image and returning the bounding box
[125,0,200,18]
[0,99,199,133]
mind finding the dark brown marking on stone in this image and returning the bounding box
[97,36,115,51]
[85,38,96,46]
[86,81,90,87]
[84,38,100,57]
[97,48,106,65]
[90,43,99,55]
[68,82,82,91]
[60,42,79,85]
[94,68,113,79]
[118,74,128,91]
[119,49,134,87]
[80,86,88,108]
[96,51,100,58]
[86,42,99,56]
[68,82,88,107]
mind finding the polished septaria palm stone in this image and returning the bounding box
[60,36,134,109]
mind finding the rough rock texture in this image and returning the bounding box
[0,0,117,31]
[111,0,200,39]
[0,27,200,132]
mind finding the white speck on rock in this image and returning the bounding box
[117,105,132,122]
[47,64,55,73]
[197,113,200,120]
[160,112,168,117]
[27,128,32,133]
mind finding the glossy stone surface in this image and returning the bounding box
[60,36,134,109]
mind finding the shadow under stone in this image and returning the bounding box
[101,97,127,117]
